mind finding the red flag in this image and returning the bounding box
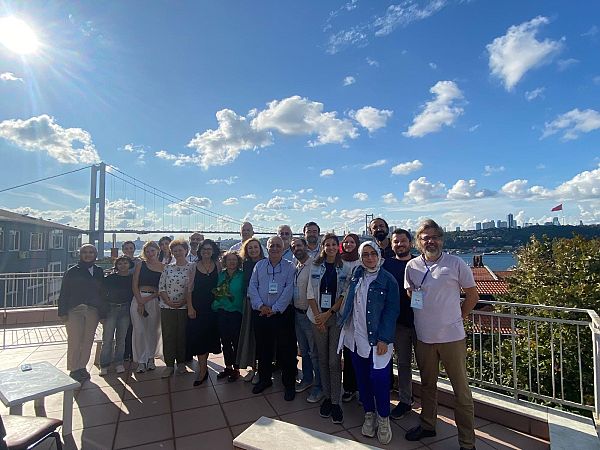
[551,204,563,212]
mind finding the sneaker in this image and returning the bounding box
[377,415,392,445]
[284,387,296,401]
[243,369,254,382]
[341,391,357,403]
[390,402,412,420]
[227,369,240,382]
[362,412,377,437]
[331,404,344,424]
[319,398,333,418]
[252,380,273,394]
[146,359,156,370]
[136,363,146,373]
[307,389,324,403]
[99,367,108,377]
[405,425,436,441]
[176,363,187,374]
[115,365,125,374]
[295,379,313,393]
[162,367,174,378]
[69,369,85,382]
[251,372,260,385]
[81,369,91,380]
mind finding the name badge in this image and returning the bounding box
[320,293,332,309]
[411,290,424,310]
[269,282,278,294]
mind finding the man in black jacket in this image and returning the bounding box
[58,244,104,382]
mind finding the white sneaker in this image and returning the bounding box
[243,369,254,382]
[251,372,260,385]
[115,365,125,374]
[99,367,108,377]
[362,411,377,438]
[136,363,146,373]
[162,367,174,378]
[147,359,156,370]
[377,415,392,444]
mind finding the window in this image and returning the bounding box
[68,235,82,252]
[50,230,63,249]
[0,226,4,251]
[9,230,20,251]
[30,232,46,251]
[48,261,62,273]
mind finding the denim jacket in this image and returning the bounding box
[338,265,400,345]
[306,261,350,324]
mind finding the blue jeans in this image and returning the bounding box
[295,310,321,391]
[101,303,131,368]
[351,348,392,417]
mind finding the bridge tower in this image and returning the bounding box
[88,162,106,252]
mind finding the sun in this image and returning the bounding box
[0,16,39,55]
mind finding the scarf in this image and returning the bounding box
[340,233,360,262]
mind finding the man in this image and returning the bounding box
[369,218,395,259]
[121,241,136,259]
[404,219,479,450]
[120,240,138,361]
[230,222,255,252]
[278,224,294,262]
[382,229,416,419]
[303,221,321,259]
[248,236,297,401]
[187,232,204,263]
[291,237,323,403]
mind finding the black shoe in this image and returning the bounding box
[193,371,209,387]
[331,404,343,424]
[405,425,436,441]
[252,379,273,394]
[217,367,233,379]
[459,447,476,450]
[227,369,240,382]
[341,391,357,403]
[284,387,295,401]
[390,402,412,420]
[319,398,333,418]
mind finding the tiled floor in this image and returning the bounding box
[0,341,550,449]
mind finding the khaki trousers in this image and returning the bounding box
[66,304,99,371]
[415,338,475,449]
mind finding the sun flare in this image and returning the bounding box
[0,16,39,55]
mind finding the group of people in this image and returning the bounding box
[58,217,479,450]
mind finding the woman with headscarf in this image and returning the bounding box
[58,244,104,382]
[339,233,360,403]
[338,241,400,445]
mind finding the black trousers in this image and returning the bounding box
[217,310,242,368]
[253,306,297,388]
[343,345,358,392]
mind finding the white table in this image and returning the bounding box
[0,361,80,435]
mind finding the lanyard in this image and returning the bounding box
[294,264,306,286]
[416,255,431,289]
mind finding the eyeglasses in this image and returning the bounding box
[362,251,378,258]
[419,235,442,242]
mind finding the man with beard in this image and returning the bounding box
[382,229,417,420]
[187,232,204,263]
[369,218,395,259]
[303,221,321,259]
[278,224,294,262]
[404,219,479,450]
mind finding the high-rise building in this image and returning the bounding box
[553,216,560,226]
[455,226,461,232]
[507,213,514,229]
[497,221,508,228]
[482,221,495,229]
[475,222,482,231]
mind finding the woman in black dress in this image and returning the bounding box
[186,239,222,386]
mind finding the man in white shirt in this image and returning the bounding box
[303,221,321,259]
[230,222,256,252]
[187,232,204,263]
[404,219,479,450]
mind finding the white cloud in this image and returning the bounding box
[120,143,146,165]
[391,159,423,175]
[554,165,600,199]
[327,196,339,203]
[487,16,563,91]
[343,76,356,86]
[557,58,579,71]
[447,179,495,200]
[582,25,599,38]
[362,159,387,169]
[403,81,464,137]
[254,196,288,212]
[252,212,289,222]
[382,193,398,204]
[483,165,505,176]
[373,1,448,37]
[207,176,239,185]
[253,95,358,147]
[542,108,600,140]
[241,194,257,199]
[0,114,101,164]
[222,197,238,206]
[0,72,23,82]
[353,192,369,201]
[525,87,545,101]
[326,29,369,55]
[403,177,446,202]
[469,124,480,132]
[366,57,379,67]
[320,168,335,177]
[500,179,550,199]
[536,163,546,170]
[296,199,328,212]
[351,106,393,132]
[429,62,437,69]
[169,196,213,215]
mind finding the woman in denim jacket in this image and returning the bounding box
[307,233,350,425]
[338,241,400,445]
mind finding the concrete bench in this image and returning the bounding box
[233,416,378,450]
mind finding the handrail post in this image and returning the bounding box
[511,306,518,400]
[591,320,600,423]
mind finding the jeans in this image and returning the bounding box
[295,311,321,390]
[100,303,131,368]
[313,314,342,404]
[351,348,392,417]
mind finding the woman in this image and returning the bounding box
[338,242,400,445]
[307,233,350,425]
[236,238,265,383]
[339,233,361,403]
[186,239,222,386]
[131,241,164,373]
[58,244,104,383]
[212,251,245,382]
[100,256,133,376]
[158,236,174,265]
[158,239,192,378]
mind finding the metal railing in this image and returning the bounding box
[466,300,600,418]
[0,272,64,309]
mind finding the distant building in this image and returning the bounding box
[552,217,560,226]
[455,226,461,232]
[482,221,495,230]
[507,213,514,229]
[475,222,482,231]
[497,220,508,228]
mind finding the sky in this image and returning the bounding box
[0,0,599,238]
